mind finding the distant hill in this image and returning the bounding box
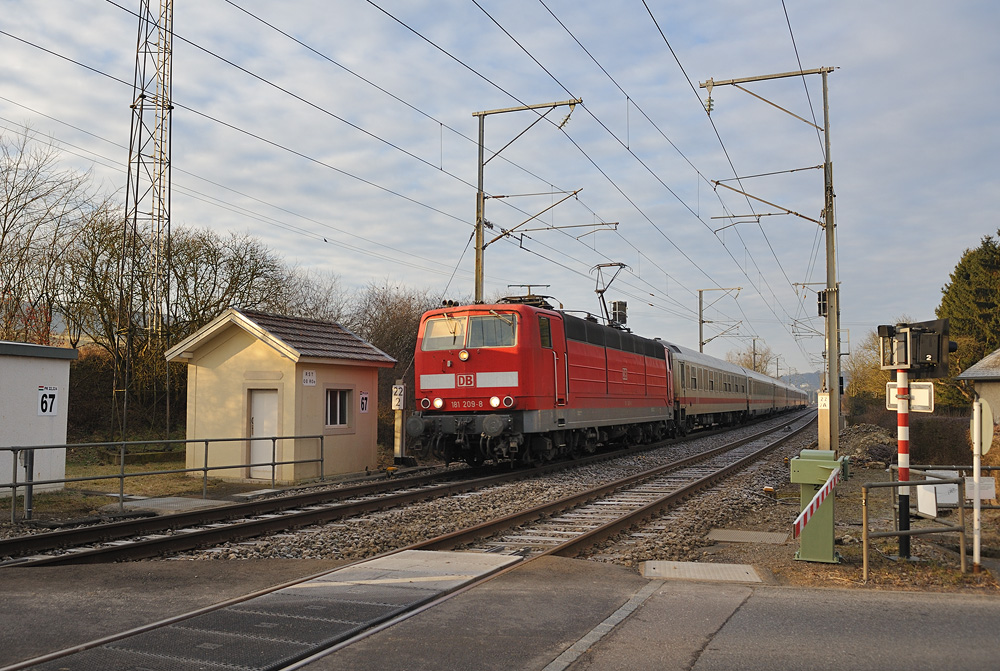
[781,370,824,401]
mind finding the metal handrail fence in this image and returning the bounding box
[2,434,326,522]
[891,464,1000,511]
[862,472,967,582]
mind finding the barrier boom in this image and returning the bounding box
[792,465,841,539]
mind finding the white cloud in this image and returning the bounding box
[1,0,996,374]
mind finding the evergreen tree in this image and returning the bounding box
[936,229,1000,403]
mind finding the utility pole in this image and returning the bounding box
[698,287,741,352]
[700,67,839,451]
[472,99,581,303]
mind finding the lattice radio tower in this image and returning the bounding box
[114,0,174,440]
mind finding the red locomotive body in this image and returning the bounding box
[406,296,807,465]
[406,297,675,464]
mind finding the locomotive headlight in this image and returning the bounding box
[420,398,431,409]
[458,349,469,361]
[503,396,515,408]
[432,397,444,409]
[489,396,501,408]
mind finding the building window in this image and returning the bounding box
[326,389,350,427]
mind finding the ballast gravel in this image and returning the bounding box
[173,415,812,566]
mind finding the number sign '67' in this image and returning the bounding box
[38,386,58,416]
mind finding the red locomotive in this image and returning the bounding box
[406,295,807,465]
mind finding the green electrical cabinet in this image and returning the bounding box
[790,449,850,563]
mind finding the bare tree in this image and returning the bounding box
[265,266,349,324]
[0,126,91,343]
[343,280,437,445]
[725,341,774,375]
[842,328,890,400]
[56,200,123,350]
[169,227,287,340]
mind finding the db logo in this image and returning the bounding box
[457,374,475,387]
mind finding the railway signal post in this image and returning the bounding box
[878,318,956,558]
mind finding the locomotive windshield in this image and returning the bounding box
[469,312,517,347]
[421,314,467,350]
[421,312,518,351]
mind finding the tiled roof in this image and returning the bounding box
[956,347,1000,381]
[238,309,396,366]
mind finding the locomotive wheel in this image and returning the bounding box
[531,435,556,463]
[567,431,583,459]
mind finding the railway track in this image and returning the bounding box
[0,420,732,566]
[4,412,814,671]
[0,411,810,567]
[412,410,814,557]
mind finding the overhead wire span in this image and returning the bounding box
[640,0,818,364]
[212,1,692,314]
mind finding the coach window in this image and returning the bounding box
[538,316,552,348]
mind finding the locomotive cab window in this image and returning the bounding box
[538,316,552,348]
[468,312,517,348]
[421,316,467,351]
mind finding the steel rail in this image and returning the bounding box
[280,412,815,669]
[405,412,813,553]
[0,415,759,566]
[0,412,813,671]
[0,439,667,562]
[1,411,807,566]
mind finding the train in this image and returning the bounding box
[405,295,808,466]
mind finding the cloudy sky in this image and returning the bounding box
[2,1,997,375]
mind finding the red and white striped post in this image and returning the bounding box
[897,369,911,558]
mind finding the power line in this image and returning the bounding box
[639,1,816,364]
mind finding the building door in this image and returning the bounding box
[249,389,278,479]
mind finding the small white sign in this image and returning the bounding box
[916,483,938,518]
[817,393,829,410]
[925,470,960,506]
[391,384,405,410]
[359,391,369,414]
[302,370,316,386]
[885,381,934,412]
[38,386,58,416]
[966,477,996,500]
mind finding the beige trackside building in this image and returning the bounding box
[166,309,396,484]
